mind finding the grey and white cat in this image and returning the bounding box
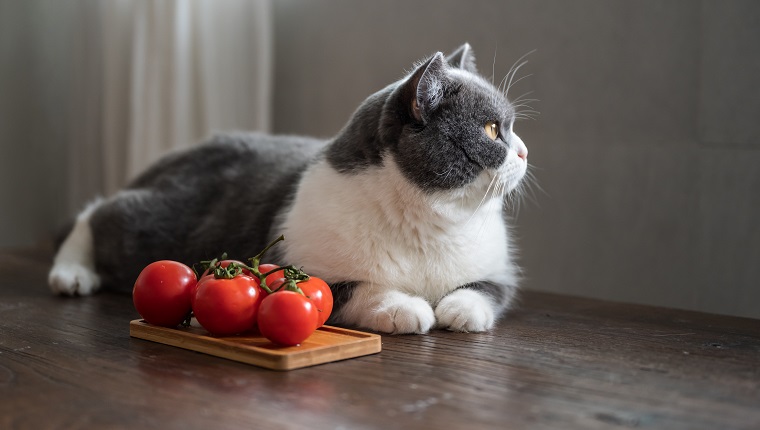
[49,44,529,334]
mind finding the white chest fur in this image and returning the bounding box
[278,156,514,304]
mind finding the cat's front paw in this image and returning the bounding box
[366,292,435,334]
[435,289,495,332]
[48,263,101,296]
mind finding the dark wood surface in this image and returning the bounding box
[1,248,759,430]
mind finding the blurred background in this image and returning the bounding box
[1,0,758,318]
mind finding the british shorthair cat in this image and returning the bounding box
[49,43,530,334]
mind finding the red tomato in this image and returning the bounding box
[133,260,196,327]
[193,275,260,336]
[258,291,318,346]
[192,259,251,308]
[298,277,333,327]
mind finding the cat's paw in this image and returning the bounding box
[48,263,101,296]
[366,292,435,334]
[435,289,495,332]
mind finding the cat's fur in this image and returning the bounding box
[49,44,529,334]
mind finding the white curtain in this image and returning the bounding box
[67,0,272,213]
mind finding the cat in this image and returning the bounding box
[48,43,530,334]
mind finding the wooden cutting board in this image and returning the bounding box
[129,319,381,371]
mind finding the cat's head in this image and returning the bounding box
[328,43,529,201]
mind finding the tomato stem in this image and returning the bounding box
[260,266,288,278]
[257,264,301,293]
[289,283,306,296]
[261,264,308,280]
[213,261,243,279]
[271,279,305,296]
[195,253,228,280]
[193,236,313,298]
[248,235,285,277]
[269,278,307,296]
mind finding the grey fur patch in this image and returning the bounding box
[90,133,324,291]
[459,280,514,310]
[325,281,358,325]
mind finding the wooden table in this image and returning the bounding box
[1,248,759,429]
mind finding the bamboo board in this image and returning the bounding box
[129,319,381,371]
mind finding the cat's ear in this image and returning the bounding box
[408,52,447,123]
[446,43,477,73]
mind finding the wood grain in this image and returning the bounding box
[1,248,759,429]
[129,320,381,370]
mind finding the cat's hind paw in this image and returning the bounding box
[366,292,435,334]
[48,263,101,296]
[435,289,495,332]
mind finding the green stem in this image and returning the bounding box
[257,265,294,293]
[213,261,243,279]
[261,265,297,279]
[269,278,306,296]
[289,283,306,296]
[259,283,274,295]
[195,252,228,280]
[248,235,285,277]
[257,265,310,294]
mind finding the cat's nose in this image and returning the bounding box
[511,132,528,160]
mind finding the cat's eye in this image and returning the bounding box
[484,121,499,141]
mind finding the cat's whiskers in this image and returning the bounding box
[505,72,533,99]
[499,50,532,95]
[517,179,530,215]
[503,162,545,218]
[464,173,498,228]
[514,112,540,119]
[512,108,539,118]
[503,49,536,94]
[510,92,537,121]
[510,92,539,120]
[514,114,538,122]
[434,165,456,185]
[522,166,546,206]
[494,172,504,199]
[510,103,538,111]
[504,63,528,97]
[504,181,521,217]
[491,44,498,86]
[497,73,511,96]
[510,91,537,105]
[475,171,503,240]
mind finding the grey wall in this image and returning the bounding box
[0,0,74,247]
[273,0,760,318]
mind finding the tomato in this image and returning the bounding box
[193,274,260,336]
[192,259,252,308]
[133,260,196,327]
[266,276,333,327]
[258,291,318,346]
[298,277,333,327]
